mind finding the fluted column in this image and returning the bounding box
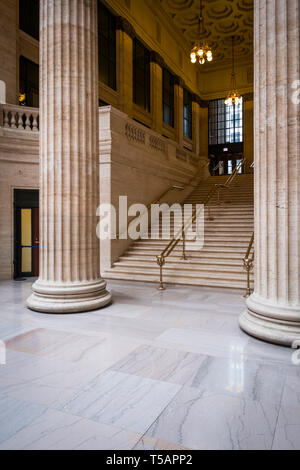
[116,17,135,117]
[243,94,254,164]
[150,52,164,134]
[27,0,112,313]
[192,96,200,155]
[199,103,208,157]
[174,76,184,148]
[239,0,300,345]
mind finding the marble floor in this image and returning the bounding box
[0,279,299,450]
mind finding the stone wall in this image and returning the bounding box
[0,127,39,279]
[99,106,206,273]
[0,0,17,104]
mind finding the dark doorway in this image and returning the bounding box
[213,151,244,176]
[14,190,39,279]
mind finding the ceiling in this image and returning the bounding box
[158,0,254,68]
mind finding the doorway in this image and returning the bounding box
[14,189,39,279]
[215,153,244,176]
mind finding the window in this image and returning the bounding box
[133,38,150,112]
[183,88,193,140]
[19,56,39,107]
[163,68,174,128]
[209,98,243,145]
[98,2,116,90]
[19,0,39,40]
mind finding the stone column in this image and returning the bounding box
[243,93,254,164]
[239,0,300,345]
[199,102,209,158]
[174,76,184,148]
[192,95,201,155]
[27,0,112,313]
[150,52,164,134]
[116,17,135,118]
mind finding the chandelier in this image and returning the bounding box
[190,0,213,65]
[225,36,242,105]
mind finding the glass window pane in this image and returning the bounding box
[99,2,116,91]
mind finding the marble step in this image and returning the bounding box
[118,255,246,265]
[125,249,251,259]
[104,270,253,290]
[129,245,249,254]
[134,240,250,248]
[109,265,252,281]
[114,260,248,274]
[149,232,254,238]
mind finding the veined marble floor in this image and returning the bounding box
[0,279,299,450]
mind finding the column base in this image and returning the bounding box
[27,279,112,314]
[239,293,300,347]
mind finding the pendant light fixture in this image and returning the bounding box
[190,0,213,65]
[225,36,242,105]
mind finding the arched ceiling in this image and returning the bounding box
[158,0,254,68]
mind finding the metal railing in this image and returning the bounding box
[243,232,254,298]
[155,158,248,290]
[214,159,245,204]
[205,158,246,218]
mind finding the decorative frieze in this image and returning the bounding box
[125,122,146,144]
[149,135,166,153]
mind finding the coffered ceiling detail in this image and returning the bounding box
[158,0,254,67]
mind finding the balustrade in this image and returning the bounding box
[0,104,39,132]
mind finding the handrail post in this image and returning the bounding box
[243,256,254,298]
[156,255,166,291]
[181,228,187,260]
[243,232,255,298]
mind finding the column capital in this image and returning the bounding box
[150,51,165,68]
[174,75,185,88]
[243,92,254,102]
[116,16,136,39]
[192,94,208,107]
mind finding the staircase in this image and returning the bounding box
[104,174,254,290]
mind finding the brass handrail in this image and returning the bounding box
[243,232,254,298]
[156,184,221,291]
[215,159,246,204]
[156,158,247,290]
